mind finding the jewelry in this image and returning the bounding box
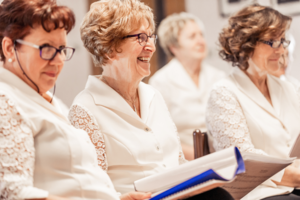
[101,76,138,112]
[8,58,12,63]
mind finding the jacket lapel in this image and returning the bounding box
[231,67,279,119]
[0,67,69,123]
[85,75,155,123]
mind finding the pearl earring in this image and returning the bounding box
[8,58,12,63]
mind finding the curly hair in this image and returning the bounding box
[80,0,155,68]
[0,0,75,62]
[219,4,291,70]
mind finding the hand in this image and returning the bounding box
[273,164,300,187]
[120,192,152,200]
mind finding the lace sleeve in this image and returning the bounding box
[0,94,48,199]
[206,85,267,155]
[68,104,108,171]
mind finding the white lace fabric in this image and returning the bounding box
[68,104,187,170]
[0,93,48,200]
[206,85,267,155]
[68,104,108,171]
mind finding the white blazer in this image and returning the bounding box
[149,58,226,146]
[206,67,300,200]
[69,75,186,194]
[0,67,119,200]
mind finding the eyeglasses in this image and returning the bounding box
[259,38,290,49]
[123,33,157,46]
[15,39,75,61]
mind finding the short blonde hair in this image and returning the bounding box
[158,12,205,58]
[80,0,155,67]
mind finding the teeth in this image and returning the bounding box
[138,57,150,62]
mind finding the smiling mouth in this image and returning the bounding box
[44,72,56,78]
[137,57,150,63]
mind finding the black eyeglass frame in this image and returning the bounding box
[259,38,290,49]
[123,33,158,46]
[14,39,75,61]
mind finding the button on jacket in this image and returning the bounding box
[69,75,186,194]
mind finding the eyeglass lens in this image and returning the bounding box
[41,46,74,61]
[138,33,157,46]
[271,40,290,48]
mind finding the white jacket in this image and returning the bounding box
[149,58,226,146]
[69,75,186,194]
[0,67,119,200]
[206,67,300,200]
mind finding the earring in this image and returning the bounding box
[8,58,12,63]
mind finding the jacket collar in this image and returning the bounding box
[230,67,293,128]
[85,75,155,123]
[0,67,69,123]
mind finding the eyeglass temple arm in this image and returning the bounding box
[15,39,40,49]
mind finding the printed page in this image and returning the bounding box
[222,159,292,199]
[290,133,300,158]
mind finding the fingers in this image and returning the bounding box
[129,192,152,200]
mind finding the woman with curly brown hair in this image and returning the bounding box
[206,4,300,200]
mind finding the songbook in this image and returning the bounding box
[290,133,300,158]
[134,147,245,200]
[222,152,294,200]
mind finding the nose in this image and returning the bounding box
[49,51,64,65]
[144,38,156,53]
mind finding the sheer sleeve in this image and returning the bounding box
[206,85,267,155]
[68,104,108,171]
[0,93,48,200]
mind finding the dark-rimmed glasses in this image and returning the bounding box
[259,38,290,49]
[123,33,157,46]
[15,39,75,61]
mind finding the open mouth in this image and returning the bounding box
[137,57,150,63]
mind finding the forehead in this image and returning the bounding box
[179,20,202,35]
[25,24,67,45]
[130,19,153,34]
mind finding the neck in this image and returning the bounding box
[245,58,268,89]
[176,57,202,86]
[101,70,141,104]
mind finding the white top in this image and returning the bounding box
[69,75,187,194]
[149,58,226,146]
[0,67,119,200]
[206,67,300,200]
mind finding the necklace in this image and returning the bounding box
[101,76,138,112]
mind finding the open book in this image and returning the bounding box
[223,133,300,199]
[134,147,245,200]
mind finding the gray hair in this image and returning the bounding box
[157,12,205,58]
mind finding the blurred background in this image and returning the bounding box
[2,0,300,106]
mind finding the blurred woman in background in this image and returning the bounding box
[149,12,226,160]
[206,4,300,200]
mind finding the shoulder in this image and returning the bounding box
[72,89,95,107]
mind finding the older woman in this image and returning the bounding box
[0,0,151,200]
[206,4,300,200]
[149,12,226,160]
[69,0,233,199]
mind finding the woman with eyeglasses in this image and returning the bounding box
[206,4,300,200]
[0,0,155,200]
[68,0,233,199]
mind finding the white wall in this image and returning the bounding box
[185,0,300,80]
[56,0,91,107]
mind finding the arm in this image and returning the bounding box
[205,85,267,155]
[68,104,108,171]
[0,94,50,200]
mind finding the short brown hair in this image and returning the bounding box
[0,0,75,62]
[80,0,155,68]
[219,4,292,70]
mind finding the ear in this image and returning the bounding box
[2,37,15,62]
[169,45,178,57]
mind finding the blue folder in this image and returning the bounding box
[149,147,245,200]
